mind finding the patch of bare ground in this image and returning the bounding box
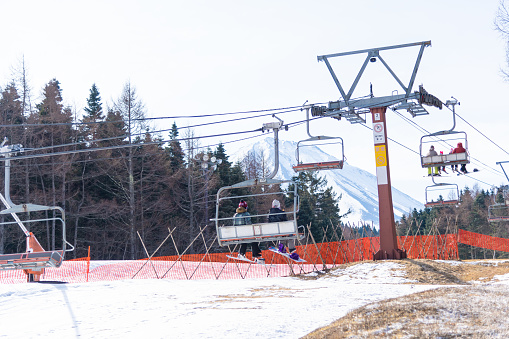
[302,259,509,338]
[401,259,509,285]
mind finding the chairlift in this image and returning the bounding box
[213,178,302,246]
[488,185,509,222]
[0,142,74,281]
[420,98,470,169]
[424,176,460,208]
[488,204,509,221]
[212,118,303,246]
[292,106,345,172]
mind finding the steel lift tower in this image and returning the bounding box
[312,41,441,260]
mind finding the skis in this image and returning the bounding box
[453,168,479,176]
[268,247,306,262]
[226,255,273,266]
[424,168,479,177]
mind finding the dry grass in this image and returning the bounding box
[302,259,509,338]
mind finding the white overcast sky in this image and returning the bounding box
[0,0,508,202]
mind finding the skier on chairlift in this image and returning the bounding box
[452,142,467,174]
[234,200,265,264]
[426,146,440,176]
[269,199,300,261]
[439,151,448,175]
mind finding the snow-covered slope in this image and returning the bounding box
[230,137,423,226]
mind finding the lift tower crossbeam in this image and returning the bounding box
[313,41,438,260]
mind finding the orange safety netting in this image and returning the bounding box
[13,230,509,284]
[458,229,509,252]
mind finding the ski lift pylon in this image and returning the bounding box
[212,118,303,246]
[292,106,345,172]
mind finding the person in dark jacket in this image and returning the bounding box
[452,142,468,173]
[234,200,264,263]
[269,199,300,261]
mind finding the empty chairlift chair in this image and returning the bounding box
[488,187,509,222]
[292,106,345,172]
[0,142,73,281]
[424,179,460,208]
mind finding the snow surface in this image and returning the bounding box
[1,261,445,339]
[232,137,423,226]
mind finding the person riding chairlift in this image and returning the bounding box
[269,199,300,261]
[451,142,468,174]
[426,145,439,176]
[234,200,265,264]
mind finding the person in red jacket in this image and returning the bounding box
[452,142,468,173]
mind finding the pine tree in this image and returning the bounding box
[81,84,104,143]
[287,171,345,242]
[167,122,184,172]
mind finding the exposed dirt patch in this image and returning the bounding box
[401,259,509,285]
[301,259,509,338]
[303,285,509,338]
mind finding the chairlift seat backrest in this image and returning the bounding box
[422,152,469,168]
[292,160,344,172]
[424,200,458,208]
[218,220,299,246]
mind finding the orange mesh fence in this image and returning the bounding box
[0,233,468,284]
[399,234,459,260]
[458,229,509,252]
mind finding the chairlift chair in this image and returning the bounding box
[0,142,73,281]
[488,204,509,222]
[419,98,469,169]
[488,186,509,222]
[424,178,460,208]
[213,178,303,246]
[292,106,345,172]
[420,131,469,169]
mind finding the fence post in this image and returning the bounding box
[86,246,90,283]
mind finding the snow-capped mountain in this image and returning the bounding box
[230,137,424,226]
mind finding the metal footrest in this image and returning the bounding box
[342,111,366,124]
[393,102,429,117]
